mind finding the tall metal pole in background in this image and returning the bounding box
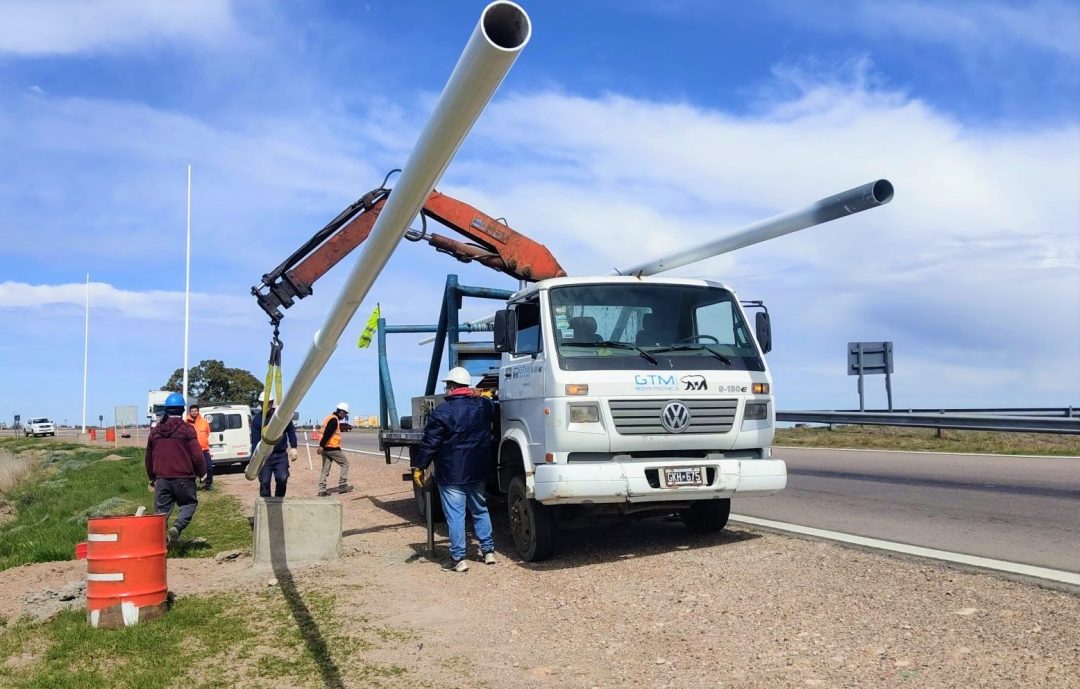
[81,272,89,433]
[247,1,533,478]
[182,164,191,407]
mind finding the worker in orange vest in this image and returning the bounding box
[317,402,352,497]
[186,404,213,491]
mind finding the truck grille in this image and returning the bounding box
[608,398,738,435]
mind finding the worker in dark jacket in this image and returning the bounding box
[411,367,496,572]
[145,393,206,545]
[250,397,298,498]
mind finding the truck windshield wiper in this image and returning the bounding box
[648,343,732,365]
[561,340,658,365]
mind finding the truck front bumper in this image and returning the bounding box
[531,459,787,505]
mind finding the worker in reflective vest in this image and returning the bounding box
[186,404,213,490]
[317,402,352,497]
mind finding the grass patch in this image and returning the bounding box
[0,439,249,570]
[775,424,1080,456]
[0,589,409,688]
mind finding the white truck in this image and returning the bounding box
[25,417,56,437]
[486,275,784,559]
[147,390,172,426]
[379,180,893,561]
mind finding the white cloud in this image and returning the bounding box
[0,280,252,324]
[776,0,1080,60]
[0,0,239,57]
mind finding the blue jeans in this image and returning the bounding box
[438,482,493,562]
[259,454,289,497]
[202,450,214,487]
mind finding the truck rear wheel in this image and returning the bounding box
[681,499,731,534]
[508,476,553,562]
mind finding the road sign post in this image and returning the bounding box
[848,341,894,411]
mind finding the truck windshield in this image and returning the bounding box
[549,284,764,372]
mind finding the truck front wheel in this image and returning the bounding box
[508,476,553,562]
[681,498,731,534]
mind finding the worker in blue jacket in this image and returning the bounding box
[411,367,496,572]
[250,397,298,498]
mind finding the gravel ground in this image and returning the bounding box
[226,453,1080,689]
[3,448,1077,688]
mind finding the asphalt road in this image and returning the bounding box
[334,432,1080,574]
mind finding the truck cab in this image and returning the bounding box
[492,276,786,559]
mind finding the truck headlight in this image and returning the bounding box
[569,403,600,423]
[744,402,769,421]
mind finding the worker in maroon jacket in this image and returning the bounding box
[145,393,207,546]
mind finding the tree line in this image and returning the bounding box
[163,359,263,406]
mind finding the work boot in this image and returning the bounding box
[483,551,496,565]
[317,490,329,497]
[167,527,180,546]
[338,485,354,494]
[442,559,469,573]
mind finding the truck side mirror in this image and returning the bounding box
[493,310,516,353]
[755,312,772,354]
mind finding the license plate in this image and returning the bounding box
[663,467,703,487]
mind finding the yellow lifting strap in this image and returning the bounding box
[261,325,283,441]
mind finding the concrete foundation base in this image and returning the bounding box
[252,498,342,564]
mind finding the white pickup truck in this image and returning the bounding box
[25,418,56,437]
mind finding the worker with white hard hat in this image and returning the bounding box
[317,401,353,497]
[411,367,497,572]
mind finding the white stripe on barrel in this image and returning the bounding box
[87,533,119,542]
[86,572,124,582]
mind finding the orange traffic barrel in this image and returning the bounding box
[86,514,168,628]
[105,428,116,442]
[88,428,97,440]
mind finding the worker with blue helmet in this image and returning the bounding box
[145,392,206,546]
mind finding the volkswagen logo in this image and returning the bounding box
[660,400,691,433]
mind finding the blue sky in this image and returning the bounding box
[1,0,1077,426]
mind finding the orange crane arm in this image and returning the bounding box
[252,178,565,324]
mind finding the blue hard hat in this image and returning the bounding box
[164,393,185,408]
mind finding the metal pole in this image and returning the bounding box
[377,317,399,428]
[447,274,461,371]
[857,343,865,412]
[182,165,192,409]
[885,369,893,412]
[247,2,532,479]
[426,483,435,557]
[81,273,89,434]
[425,275,453,395]
[616,180,894,277]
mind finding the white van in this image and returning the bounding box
[201,404,252,467]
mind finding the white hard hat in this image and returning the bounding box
[336,402,350,413]
[442,367,472,387]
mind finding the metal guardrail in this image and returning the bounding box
[777,410,1080,435]
[828,407,1077,418]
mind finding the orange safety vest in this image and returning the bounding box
[321,413,342,449]
[187,413,210,451]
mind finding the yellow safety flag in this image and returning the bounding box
[357,304,380,349]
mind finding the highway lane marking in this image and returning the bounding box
[729,514,1080,587]
[775,445,1080,460]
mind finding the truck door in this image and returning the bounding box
[500,296,547,463]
